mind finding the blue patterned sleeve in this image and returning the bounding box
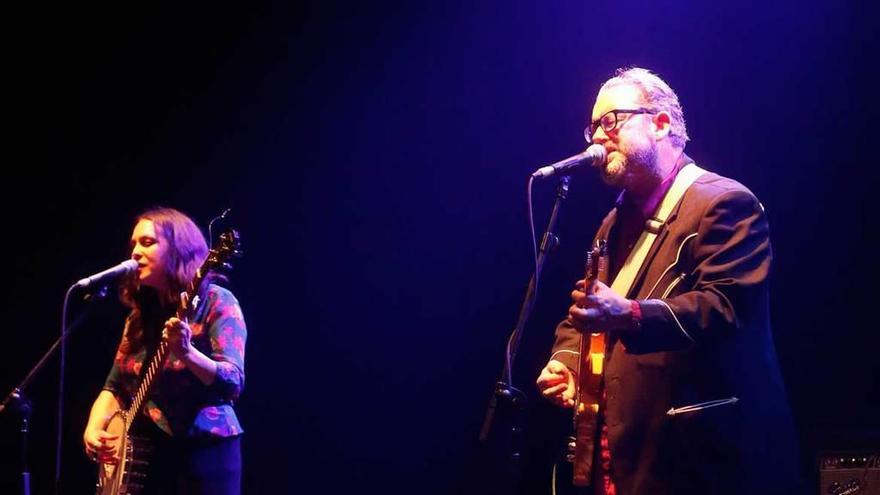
[204,287,247,400]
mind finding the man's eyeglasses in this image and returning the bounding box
[585,108,654,142]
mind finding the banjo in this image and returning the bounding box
[96,228,241,495]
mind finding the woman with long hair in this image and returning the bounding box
[83,207,247,494]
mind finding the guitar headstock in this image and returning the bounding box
[584,239,608,283]
[183,228,242,314]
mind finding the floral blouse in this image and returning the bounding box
[104,285,247,438]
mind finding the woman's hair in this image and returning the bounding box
[120,207,208,352]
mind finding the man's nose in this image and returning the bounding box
[591,127,610,145]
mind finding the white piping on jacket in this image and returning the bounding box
[654,299,695,343]
[645,232,699,299]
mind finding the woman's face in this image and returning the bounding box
[130,219,170,292]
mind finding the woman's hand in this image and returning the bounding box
[163,316,193,359]
[83,424,119,465]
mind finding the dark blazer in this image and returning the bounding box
[550,156,804,494]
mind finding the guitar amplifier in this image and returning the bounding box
[819,452,880,495]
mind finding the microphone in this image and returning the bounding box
[75,260,139,289]
[531,144,607,178]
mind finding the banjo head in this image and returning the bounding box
[96,411,128,495]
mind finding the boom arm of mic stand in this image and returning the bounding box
[479,176,571,473]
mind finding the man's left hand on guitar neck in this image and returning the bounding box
[567,279,640,333]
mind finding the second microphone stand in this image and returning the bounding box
[479,175,571,486]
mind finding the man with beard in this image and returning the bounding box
[536,68,803,494]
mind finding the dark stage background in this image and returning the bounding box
[3,1,878,493]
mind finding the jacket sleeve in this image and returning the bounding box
[549,319,582,371]
[621,189,771,354]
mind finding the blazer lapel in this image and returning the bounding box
[627,198,685,298]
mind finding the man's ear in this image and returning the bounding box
[653,111,672,140]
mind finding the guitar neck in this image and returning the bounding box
[571,240,608,486]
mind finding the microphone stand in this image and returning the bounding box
[479,175,571,486]
[0,286,109,495]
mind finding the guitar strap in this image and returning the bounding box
[609,162,707,298]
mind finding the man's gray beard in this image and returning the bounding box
[630,139,662,184]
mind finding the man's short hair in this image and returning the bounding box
[601,67,689,148]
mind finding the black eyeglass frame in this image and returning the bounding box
[585,108,654,142]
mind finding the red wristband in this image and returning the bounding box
[630,300,642,328]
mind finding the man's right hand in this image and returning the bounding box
[536,359,576,408]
